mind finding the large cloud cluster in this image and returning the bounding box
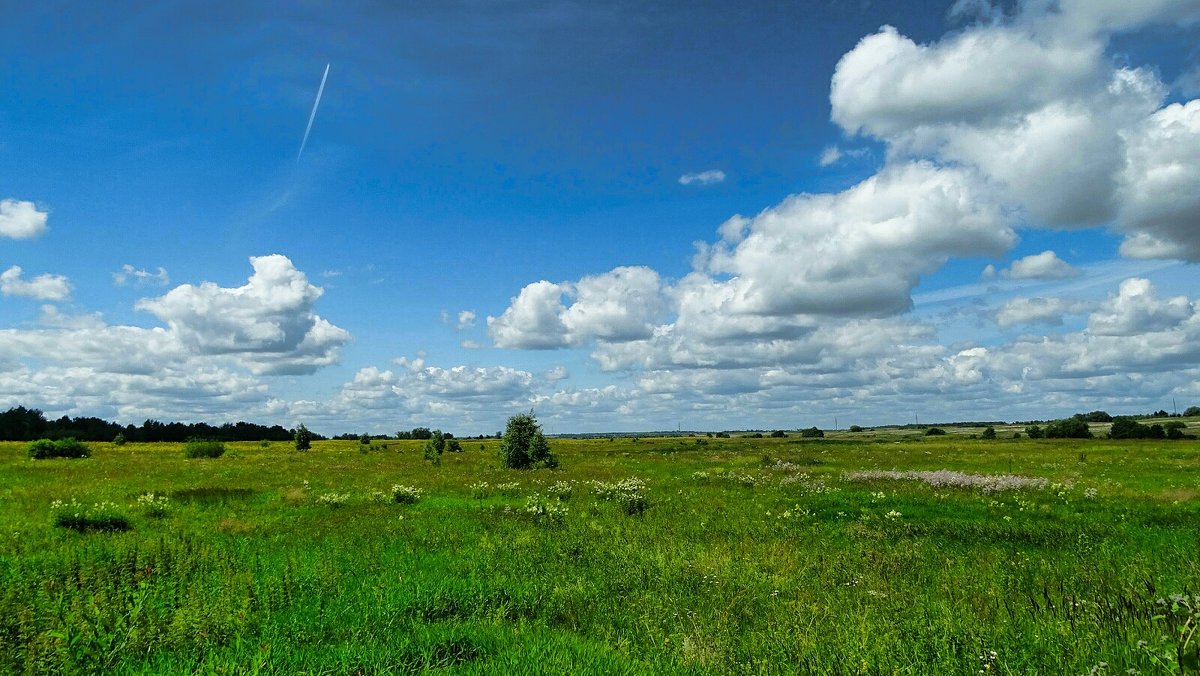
[0,255,350,421]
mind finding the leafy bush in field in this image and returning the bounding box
[183,438,225,459]
[1185,405,1200,417]
[445,439,463,453]
[51,499,131,532]
[27,437,90,459]
[770,430,787,438]
[113,433,127,446]
[294,423,312,451]
[1165,421,1190,440]
[499,412,557,470]
[592,478,648,515]
[423,430,446,465]
[1043,417,1092,439]
[1025,425,1044,439]
[391,484,424,504]
[800,427,824,438]
[547,480,572,501]
[359,433,370,445]
[982,426,996,440]
[924,427,946,436]
[524,494,568,526]
[848,425,865,433]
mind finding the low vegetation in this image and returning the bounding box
[1,423,1199,673]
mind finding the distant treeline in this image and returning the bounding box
[0,406,315,443]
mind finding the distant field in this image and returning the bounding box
[2,434,1199,674]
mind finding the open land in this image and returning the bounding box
[2,427,1199,674]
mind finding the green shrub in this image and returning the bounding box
[423,430,446,465]
[1025,425,1044,439]
[113,433,127,446]
[27,438,90,459]
[1044,418,1092,439]
[294,423,312,451]
[499,412,557,470]
[391,484,424,504]
[924,427,946,436]
[981,426,996,440]
[848,425,865,433]
[183,438,225,459]
[799,427,824,438]
[770,430,787,438]
[445,439,463,453]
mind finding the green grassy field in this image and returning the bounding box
[2,434,1199,674]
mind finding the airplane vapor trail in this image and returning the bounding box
[297,63,330,161]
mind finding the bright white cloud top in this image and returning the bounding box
[3,1,1200,433]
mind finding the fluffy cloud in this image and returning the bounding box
[488,267,666,349]
[0,200,48,239]
[831,3,1200,254]
[1087,277,1192,336]
[456,310,476,330]
[0,266,71,301]
[1117,100,1200,260]
[830,25,1104,138]
[699,162,1014,317]
[136,254,349,374]
[0,254,349,422]
[678,170,726,186]
[1001,251,1079,280]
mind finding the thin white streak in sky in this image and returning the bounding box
[297,63,330,162]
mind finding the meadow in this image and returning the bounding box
[1,428,1198,674]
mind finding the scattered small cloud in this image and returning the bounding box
[457,310,476,331]
[1001,251,1080,280]
[981,264,997,280]
[0,199,48,239]
[321,269,342,278]
[543,365,569,382]
[819,146,843,167]
[113,264,170,287]
[460,339,482,349]
[1,265,71,301]
[678,169,726,186]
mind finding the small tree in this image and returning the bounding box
[981,426,996,440]
[113,433,127,446]
[799,427,824,438]
[500,412,556,469]
[1183,406,1200,417]
[848,425,864,433]
[294,423,312,452]
[359,433,371,445]
[924,427,946,436]
[423,430,446,465]
[1025,424,1044,439]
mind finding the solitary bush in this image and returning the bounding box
[445,439,463,453]
[848,425,865,433]
[981,426,996,440]
[27,438,90,460]
[1025,425,1044,439]
[770,430,787,438]
[924,427,946,436]
[800,427,824,438]
[423,430,446,465]
[500,412,557,470]
[294,423,312,452]
[183,438,225,459]
[113,433,127,446]
[359,433,371,445]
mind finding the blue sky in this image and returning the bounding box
[3,0,1200,434]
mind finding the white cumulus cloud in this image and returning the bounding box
[0,200,48,239]
[0,266,71,301]
[113,264,170,287]
[1001,251,1079,280]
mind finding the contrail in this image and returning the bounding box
[297,63,330,161]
